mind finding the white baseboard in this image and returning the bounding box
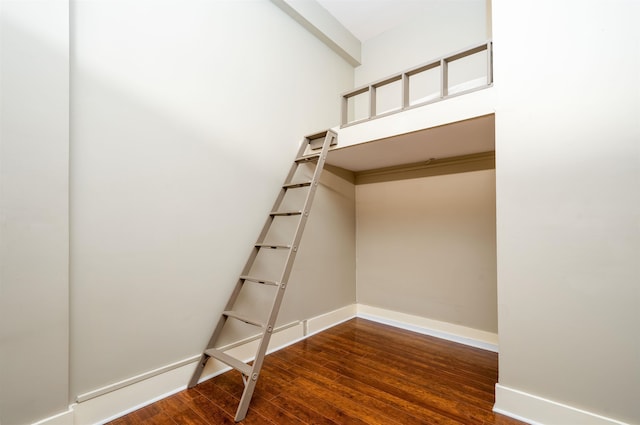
[494,384,630,425]
[33,306,633,425]
[306,304,357,336]
[31,305,356,425]
[31,409,73,425]
[356,304,499,352]
[73,364,194,425]
[31,303,496,425]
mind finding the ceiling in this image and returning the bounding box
[315,0,484,42]
[327,114,495,172]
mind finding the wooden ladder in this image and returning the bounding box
[188,130,337,421]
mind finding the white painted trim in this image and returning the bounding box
[494,384,630,425]
[73,362,204,425]
[34,305,634,425]
[31,306,355,425]
[356,304,499,352]
[305,304,357,336]
[76,355,202,403]
[31,409,73,425]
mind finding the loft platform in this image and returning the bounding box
[326,112,494,174]
[327,41,495,174]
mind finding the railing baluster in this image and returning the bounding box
[402,73,410,109]
[369,85,376,119]
[440,58,448,98]
[341,95,348,126]
[487,41,493,85]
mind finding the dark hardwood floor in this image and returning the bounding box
[108,318,526,424]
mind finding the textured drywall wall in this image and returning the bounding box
[493,0,640,422]
[69,0,354,401]
[0,1,70,424]
[356,169,497,333]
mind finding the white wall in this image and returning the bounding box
[493,1,640,423]
[354,0,488,86]
[346,0,489,133]
[0,1,70,424]
[283,167,356,324]
[1,1,355,423]
[356,169,497,333]
[69,0,354,401]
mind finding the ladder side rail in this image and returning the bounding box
[226,138,310,302]
[233,130,336,421]
[279,130,335,286]
[188,266,260,387]
[268,131,335,328]
[255,139,310,244]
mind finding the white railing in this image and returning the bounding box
[341,41,493,127]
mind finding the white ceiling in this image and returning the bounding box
[314,0,432,42]
[315,0,484,42]
[327,114,494,172]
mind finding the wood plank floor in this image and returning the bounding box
[108,318,527,425]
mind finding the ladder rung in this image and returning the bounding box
[240,275,280,286]
[283,181,312,189]
[204,348,252,376]
[223,310,266,328]
[255,243,291,249]
[270,210,302,216]
[295,154,320,163]
[305,130,329,140]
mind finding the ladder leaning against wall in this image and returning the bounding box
[188,130,337,422]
